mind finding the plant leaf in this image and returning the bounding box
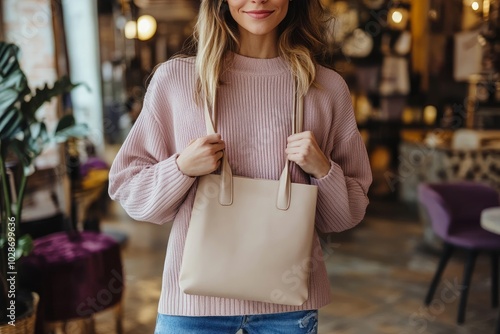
[0,43,28,141]
[21,76,82,121]
[26,122,48,157]
[0,106,23,140]
[15,234,33,260]
[0,43,15,70]
[55,114,76,133]
[10,138,35,176]
[23,164,36,177]
[10,139,32,168]
[0,68,27,93]
[53,123,89,143]
[30,122,47,142]
[0,89,18,112]
[0,43,28,91]
[0,43,20,75]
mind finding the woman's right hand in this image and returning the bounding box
[176,134,225,177]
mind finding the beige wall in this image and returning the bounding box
[3,0,60,168]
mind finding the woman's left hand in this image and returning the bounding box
[286,131,331,179]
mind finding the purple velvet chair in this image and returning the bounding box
[418,182,500,324]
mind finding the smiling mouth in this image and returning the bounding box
[244,10,275,19]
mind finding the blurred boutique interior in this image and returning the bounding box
[1,0,500,333]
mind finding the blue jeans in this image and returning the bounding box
[154,310,318,334]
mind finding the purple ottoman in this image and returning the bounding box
[21,231,124,333]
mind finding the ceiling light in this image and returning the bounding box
[392,10,403,24]
[423,106,437,126]
[125,20,137,39]
[388,8,408,30]
[124,15,157,41]
[137,15,157,41]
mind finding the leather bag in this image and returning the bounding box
[179,85,318,306]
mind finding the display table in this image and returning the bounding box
[481,207,500,334]
[481,207,500,235]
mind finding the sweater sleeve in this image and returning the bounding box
[108,64,196,224]
[310,78,372,233]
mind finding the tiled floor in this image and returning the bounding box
[94,197,499,334]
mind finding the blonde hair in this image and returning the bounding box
[183,0,332,107]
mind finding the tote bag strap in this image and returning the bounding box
[203,80,303,211]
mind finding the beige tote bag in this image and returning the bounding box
[179,86,318,306]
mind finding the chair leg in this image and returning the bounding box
[492,252,499,308]
[496,311,500,334]
[89,316,97,334]
[425,243,454,305]
[114,302,124,334]
[457,250,478,325]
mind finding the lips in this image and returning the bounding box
[244,10,274,19]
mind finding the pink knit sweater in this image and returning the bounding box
[108,53,372,316]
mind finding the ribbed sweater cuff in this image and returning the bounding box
[310,160,343,186]
[161,153,196,191]
[145,154,196,222]
[310,160,359,232]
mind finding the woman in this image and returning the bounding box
[109,0,372,332]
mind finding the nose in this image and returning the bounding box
[251,0,268,3]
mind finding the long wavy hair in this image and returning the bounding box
[180,0,333,107]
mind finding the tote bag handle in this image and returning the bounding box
[203,82,303,211]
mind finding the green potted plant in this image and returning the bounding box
[0,42,88,330]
